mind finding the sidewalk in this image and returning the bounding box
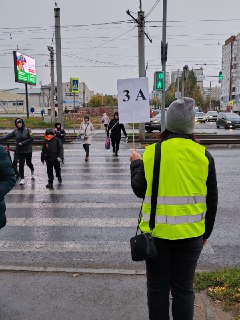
[0,270,234,320]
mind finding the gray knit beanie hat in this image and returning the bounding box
[166,97,196,134]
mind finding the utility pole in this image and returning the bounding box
[83,82,86,107]
[127,1,152,141]
[54,7,63,124]
[161,0,168,132]
[177,69,180,96]
[48,46,55,122]
[209,81,212,111]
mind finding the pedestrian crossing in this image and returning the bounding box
[3,137,144,270]
[3,135,214,271]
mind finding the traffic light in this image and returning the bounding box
[219,71,223,83]
[154,71,164,91]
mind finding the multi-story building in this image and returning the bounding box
[203,86,221,101]
[221,34,240,111]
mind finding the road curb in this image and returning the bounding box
[0,265,146,275]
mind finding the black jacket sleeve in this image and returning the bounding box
[130,159,147,198]
[0,146,16,201]
[204,150,218,239]
[120,124,127,137]
[0,130,16,142]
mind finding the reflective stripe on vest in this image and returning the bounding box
[143,195,206,205]
[142,211,206,225]
[141,139,209,240]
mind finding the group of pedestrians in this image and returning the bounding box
[0,119,66,189]
[0,113,128,187]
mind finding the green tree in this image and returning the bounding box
[166,82,177,107]
[165,69,204,108]
[89,95,118,107]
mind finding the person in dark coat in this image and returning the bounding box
[130,98,218,320]
[54,122,66,143]
[0,145,16,229]
[41,128,64,188]
[107,112,127,156]
[0,118,34,185]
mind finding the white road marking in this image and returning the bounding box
[0,241,130,252]
[9,189,133,195]
[6,217,137,227]
[6,202,140,209]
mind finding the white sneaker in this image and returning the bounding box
[19,179,25,185]
[31,171,35,179]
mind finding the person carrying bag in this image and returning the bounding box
[79,116,94,162]
[130,97,218,320]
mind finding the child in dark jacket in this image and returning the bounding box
[41,129,63,188]
[54,122,66,143]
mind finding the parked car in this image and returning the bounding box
[206,111,218,122]
[195,112,206,123]
[145,113,161,132]
[216,112,240,129]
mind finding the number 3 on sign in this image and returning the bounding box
[122,89,146,102]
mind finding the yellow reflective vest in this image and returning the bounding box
[141,138,209,240]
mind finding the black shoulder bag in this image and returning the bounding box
[130,142,161,261]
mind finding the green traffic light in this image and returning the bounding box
[155,71,164,91]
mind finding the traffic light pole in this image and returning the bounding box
[161,0,167,132]
[138,8,146,141]
[48,46,55,123]
[54,7,63,124]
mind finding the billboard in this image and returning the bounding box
[13,51,37,85]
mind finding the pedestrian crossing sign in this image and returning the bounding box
[70,77,80,93]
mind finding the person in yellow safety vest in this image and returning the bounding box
[130,97,218,320]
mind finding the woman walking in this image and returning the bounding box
[130,97,218,320]
[101,113,109,133]
[107,112,127,157]
[0,118,34,185]
[79,116,94,162]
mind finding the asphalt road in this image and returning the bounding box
[2,133,240,272]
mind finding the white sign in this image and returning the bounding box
[117,77,150,123]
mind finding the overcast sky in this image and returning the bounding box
[0,0,240,94]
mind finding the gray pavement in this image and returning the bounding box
[2,135,240,271]
[0,271,234,320]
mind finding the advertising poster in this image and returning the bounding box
[13,51,37,85]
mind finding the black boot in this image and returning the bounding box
[46,183,53,188]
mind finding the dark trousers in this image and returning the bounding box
[18,153,34,179]
[146,236,203,320]
[104,124,108,132]
[111,138,120,153]
[83,144,89,157]
[46,160,61,183]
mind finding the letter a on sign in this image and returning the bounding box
[117,77,150,123]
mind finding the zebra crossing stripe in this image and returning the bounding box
[6,217,136,227]
[0,241,130,252]
[6,202,140,209]
[9,189,133,195]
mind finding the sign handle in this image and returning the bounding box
[132,123,135,149]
